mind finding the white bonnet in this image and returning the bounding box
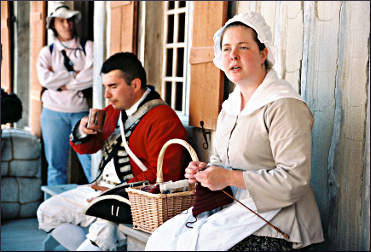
[46,2,81,29]
[213,12,274,71]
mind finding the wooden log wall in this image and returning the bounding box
[237,1,370,250]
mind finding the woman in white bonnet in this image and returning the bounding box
[145,12,324,251]
[36,1,93,185]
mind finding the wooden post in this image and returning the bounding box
[1,1,12,93]
[30,1,46,138]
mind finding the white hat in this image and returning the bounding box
[213,12,274,71]
[46,2,81,29]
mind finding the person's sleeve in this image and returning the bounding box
[243,99,314,212]
[37,46,74,90]
[129,106,188,183]
[209,111,225,166]
[209,154,222,165]
[65,40,94,91]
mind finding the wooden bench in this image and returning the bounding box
[40,184,81,250]
[41,184,78,201]
[118,224,150,251]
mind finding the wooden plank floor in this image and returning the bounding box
[1,218,66,251]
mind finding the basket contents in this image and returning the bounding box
[139,180,189,194]
[140,184,161,194]
[159,179,189,193]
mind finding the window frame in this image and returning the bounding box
[161,1,192,124]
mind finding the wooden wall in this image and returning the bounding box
[237,1,370,250]
[1,1,12,93]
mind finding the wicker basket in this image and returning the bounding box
[125,138,199,233]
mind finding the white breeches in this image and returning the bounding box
[37,184,126,251]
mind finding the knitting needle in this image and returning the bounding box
[196,165,290,239]
[222,189,290,240]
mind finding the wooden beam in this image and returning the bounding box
[30,1,46,137]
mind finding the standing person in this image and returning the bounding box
[145,12,324,251]
[37,2,93,185]
[37,52,188,251]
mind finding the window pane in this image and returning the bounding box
[176,48,184,77]
[168,1,175,10]
[167,15,174,43]
[175,82,183,111]
[166,48,173,76]
[177,13,185,43]
[179,1,186,8]
[165,82,172,105]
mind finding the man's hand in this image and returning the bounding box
[86,184,109,202]
[79,116,98,135]
[87,197,96,203]
[90,183,109,192]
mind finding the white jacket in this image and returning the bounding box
[211,70,324,248]
[37,37,93,113]
[146,70,324,250]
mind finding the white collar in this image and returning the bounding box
[54,37,79,51]
[126,88,151,116]
[222,70,304,116]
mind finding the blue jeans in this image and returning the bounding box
[41,108,92,185]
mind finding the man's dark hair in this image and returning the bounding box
[1,88,22,124]
[101,52,147,89]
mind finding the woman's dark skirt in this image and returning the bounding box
[229,235,293,251]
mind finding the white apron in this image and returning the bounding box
[145,186,280,251]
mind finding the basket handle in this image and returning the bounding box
[156,138,199,184]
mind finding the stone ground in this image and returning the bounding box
[1,218,66,251]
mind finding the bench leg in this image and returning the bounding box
[43,234,61,251]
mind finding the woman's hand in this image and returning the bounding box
[194,165,231,191]
[79,116,98,135]
[185,161,208,183]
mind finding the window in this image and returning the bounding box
[161,1,190,122]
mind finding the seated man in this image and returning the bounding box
[37,52,188,251]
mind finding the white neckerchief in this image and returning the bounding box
[58,38,74,48]
[223,70,304,116]
[54,37,78,52]
[126,88,150,116]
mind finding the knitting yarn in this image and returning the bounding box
[186,183,234,228]
[192,183,233,216]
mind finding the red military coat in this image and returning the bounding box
[70,104,188,183]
